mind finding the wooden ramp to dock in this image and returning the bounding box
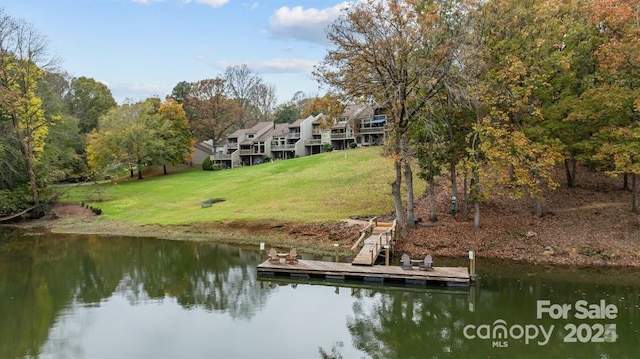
[257,259,470,285]
[350,217,396,266]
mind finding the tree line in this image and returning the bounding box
[0,6,333,219]
[315,0,639,238]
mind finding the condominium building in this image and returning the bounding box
[194,104,388,168]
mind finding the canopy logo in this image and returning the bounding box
[463,300,618,348]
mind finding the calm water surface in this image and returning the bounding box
[0,228,638,359]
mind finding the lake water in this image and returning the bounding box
[0,228,638,359]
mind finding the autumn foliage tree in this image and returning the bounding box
[472,0,568,218]
[170,78,243,148]
[316,0,473,237]
[155,99,193,175]
[86,98,192,180]
[0,9,56,210]
[588,0,640,212]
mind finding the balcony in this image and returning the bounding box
[227,143,238,150]
[287,133,301,140]
[272,144,296,151]
[305,139,322,146]
[330,133,354,140]
[358,126,387,134]
[211,154,232,160]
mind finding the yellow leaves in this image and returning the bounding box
[595,125,640,176]
[477,118,563,199]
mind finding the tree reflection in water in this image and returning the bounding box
[1,230,638,359]
[0,231,271,358]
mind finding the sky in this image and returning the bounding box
[2,0,352,105]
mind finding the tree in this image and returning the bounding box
[173,78,243,146]
[541,0,599,188]
[588,0,640,212]
[472,0,568,218]
[155,99,193,174]
[64,76,117,134]
[224,64,276,126]
[0,8,56,208]
[301,92,344,121]
[87,98,193,180]
[413,117,446,222]
[273,91,313,124]
[250,81,276,121]
[316,0,472,237]
[38,71,91,182]
[87,100,153,180]
[594,126,640,213]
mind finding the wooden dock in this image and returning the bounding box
[350,217,396,266]
[257,217,474,286]
[258,275,471,294]
[257,259,470,285]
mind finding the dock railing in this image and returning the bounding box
[371,232,385,263]
[351,217,377,259]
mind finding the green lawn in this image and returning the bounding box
[62,147,407,225]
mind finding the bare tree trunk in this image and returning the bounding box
[623,173,630,191]
[535,197,543,216]
[402,132,416,228]
[564,158,574,188]
[22,141,40,205]
[428,176,437,222]
[130,167,134,178]
[450,162,458,205]
[163,164,168,175]
[137,161,143,180]
[463,166,469,221]
[472,162,481,229]
[474,200,480,229]
[405,161,416,227]
[392,159,407,239]
[632,173,638,214]
[533,171,543,216]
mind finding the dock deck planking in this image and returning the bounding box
[351,229,393,266]
[257,259,470,284]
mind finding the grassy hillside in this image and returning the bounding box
[62,147,407,225]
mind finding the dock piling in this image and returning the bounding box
[384,245,390,266]
[469,251,476,280]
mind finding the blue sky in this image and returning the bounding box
[2,0,351,104]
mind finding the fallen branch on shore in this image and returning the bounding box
[0,205,40,223]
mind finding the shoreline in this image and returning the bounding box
[7,202,640,269]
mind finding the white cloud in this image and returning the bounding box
[242,2,260,10]
[181,0,229,7]
[269,2,352,45]
[213,58,317,74]
[196,0,229,7]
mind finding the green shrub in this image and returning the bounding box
[349,142,358,149]
[323,143,333,152]
[202,156,213,171]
